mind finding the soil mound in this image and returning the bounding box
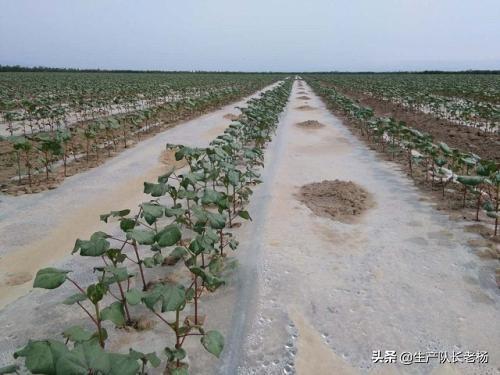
[223,113,240,121]
[160,149,188,169]
[298,96,311,100]
[296,120,325,129]
[298,180,373,223]
[296,105,315,111]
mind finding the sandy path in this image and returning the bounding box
[218,81,499,374]
[0,82,280,309]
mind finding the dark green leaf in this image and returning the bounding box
[62,326,94,343]
[125,289,143,305]
[238,210,252,221]
[201,330,224,358]
[33,268,69,289]
[0,365,18,375]
[156,225,182,247]
[126,229,155,245]
[62,293,87,305]
[101,302,126,326]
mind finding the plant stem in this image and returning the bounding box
[132,241,147,290]
[94,302,105,348]
[117,280,132,324]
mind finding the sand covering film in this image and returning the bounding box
[296,120,325,129]
[295,105,316,111]
[223,113,240,121]
[298,180,374,223]
[160,148,188,169]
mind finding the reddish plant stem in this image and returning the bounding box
[132,241,147,290]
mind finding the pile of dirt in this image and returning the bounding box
[296,105,315,111]
[160,149,188,169]
[298,96,311,100]
[223,113,240,121]
[296,120,325,129]
[298,180,374,223]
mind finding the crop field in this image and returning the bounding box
[0,73,499,375]
[308,74,500,161]
[0,72,283,194]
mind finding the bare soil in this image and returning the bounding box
[297,95,311,100]
[295,120,325,129]
[334,86,500,161]
[298,179,374,223]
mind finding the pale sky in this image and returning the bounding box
[0,0,499,72]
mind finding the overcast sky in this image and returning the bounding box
[1,0,499,72]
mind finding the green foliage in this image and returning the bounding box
[33,268,69,289]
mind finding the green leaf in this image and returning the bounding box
[141,203,165,225]
[120,218,136,232]
[125,288,143,305]
[142,203,164,218]
[438,142,451,154]
[170,246,188,259]
[107,353,141,375]
[486,211,500,219]
[142,283,186,312]
[238,210,252,221]
[14,340,69,375]
[145,352,161,368]
[229,239,239,250]
[227,170,240,186]
[201,189,223,205]
[457,175,485,186]
[190,267,225,291]
[155,225,182,247]
[164,206,185,218]
[86,283,107,304]
[170,367,189,375]
[483,200,495,212]
[102,266,130,286]
[33,268,69,289]
[126,229,155,245]
[62,326,94,343]
[206,212,226,229]
[62,293,87,305]
[128,349,161,368]
[73,235,110,257]
[143,257,155,268]
[144,182,167,197]
[201,330,224,358]
[100,209,130,223]
[55,353,90,375]
[0,365,18,374]
[157,168,174,183]
[208,256,224,275]
[101,302,126,326]
[56,341,110,374]
[164,347,186,362]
